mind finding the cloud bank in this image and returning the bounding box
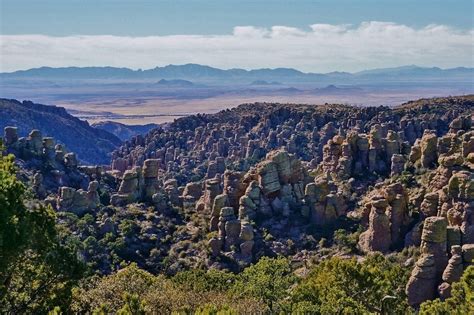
[1,22,472,73]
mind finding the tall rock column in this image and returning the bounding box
[4,126,18,146]
[358,197,391,253]
[406,254,438,306]
[420,131,438,168]
[406,216,448,307]
[438,245,464,299]
[420,216,448,275]
[143,159,159,200]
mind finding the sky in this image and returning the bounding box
[0,0,473,72]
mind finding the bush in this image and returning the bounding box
[232,256,295,312]
[0,147,84,313]
[419,265,474,314]
[289,254,411,313]
[172,269,236,292]
[333,227,362,253]
[71,264,264,313]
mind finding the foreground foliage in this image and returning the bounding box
[0,145,84,313]
[288,254,411,313]
[68,254,414,313]
[71,263,265,313]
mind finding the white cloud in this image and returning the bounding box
[0,22,472,72]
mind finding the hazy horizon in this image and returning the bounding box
[2,63,473,75]
[1,1,473,73]
[2,22,473,73]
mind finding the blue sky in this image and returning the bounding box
[1,0,472,35]
[0,1,472,72]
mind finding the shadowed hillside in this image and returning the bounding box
[0,98,122,164]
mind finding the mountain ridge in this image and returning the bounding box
[2,64,472,82]
[0,98,122,164]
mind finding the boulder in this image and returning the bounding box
[421,216,447,243]
[406,254,438,306]
[257,161,280,195]
[4,126,18,145]
[420,132,438,168]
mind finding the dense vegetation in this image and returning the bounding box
[0,142,84,313]
[67,254,415,313]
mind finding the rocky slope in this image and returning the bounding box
[2,95,473,309]
[0,98,121,164]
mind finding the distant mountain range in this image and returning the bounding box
[313,84,363,95]
[1,64,472,85]
[250,80,282,86]
[155,79,195,87]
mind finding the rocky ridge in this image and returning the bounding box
[2,95,473,307]
[0,98,121,164]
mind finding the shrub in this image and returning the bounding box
[419,265,474,314]
[289,254,411,313]
[232,256,295,312]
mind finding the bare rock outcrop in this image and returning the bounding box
[406,254,438,306]
[57,180,100,215]
[358,197,391,253]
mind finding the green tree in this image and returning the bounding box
[0,144,29,276]
[172,269,236,292]
[290,254,411,314]
[419,265,474,314]
[71,263,155,312]
[117,293,147,315]
[232,256,295,312]
[0,144,84,313]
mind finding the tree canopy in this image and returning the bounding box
[0,145,84,313]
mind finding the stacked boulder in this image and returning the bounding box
[406,217,448,306]
[110,167,144,206]
[208,207,255,263]
[358,182,410,252]
[143,159,160,199]
[206,149,355,262]
[405,254,439,306]
[3,127,74,167]
[207,149,309,262]
[196,177,221,212]
[181,182,203,211]
[241,150,308,219]
[304,174,348,225]
[405,216,472,306]
[2,127,99,196]
[57,181,100,215]
[403,115,474,307]
[358,197,392,253]
[4,126,19,146]
[438,245,464,299]
[110,159,167,208]
[110,103,394,188]
[319,126,409,180]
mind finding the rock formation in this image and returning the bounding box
[358,182,410,252]
[57,181,100,215]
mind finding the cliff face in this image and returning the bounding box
[0,98,121,164]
